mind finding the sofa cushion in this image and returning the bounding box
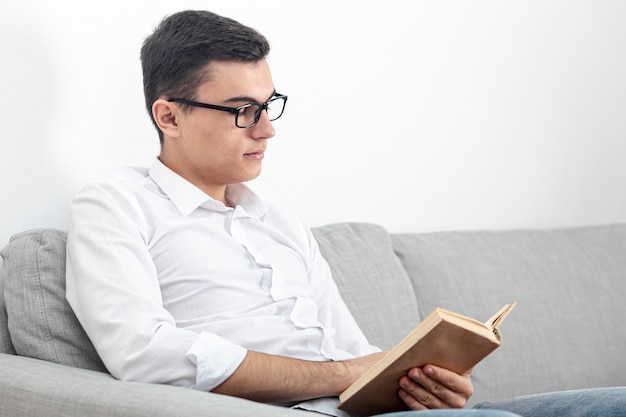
[1,228,106,371]
[312,222,420,350]
[0,259,17,354]
[391,224,626,404]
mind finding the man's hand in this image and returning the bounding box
[398,365,474,410]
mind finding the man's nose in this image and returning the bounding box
[250,109,276,139]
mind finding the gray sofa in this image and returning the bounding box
[1,222,625,417]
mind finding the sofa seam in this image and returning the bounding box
[34,230,60,363]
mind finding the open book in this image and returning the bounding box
[337,302,517,416]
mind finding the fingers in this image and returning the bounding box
[421,365,474,400]
[398,373,446,410]
[398,365,473,410]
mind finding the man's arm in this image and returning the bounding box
[212,350,387,403]
[213,352,474,410]
[66,179,246,389]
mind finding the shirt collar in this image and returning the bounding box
[148,158,267,218]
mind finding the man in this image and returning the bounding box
[65,9,624,417]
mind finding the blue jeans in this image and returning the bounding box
[474,387,626,417]
[375,387,626,417]
[375,410,519,417]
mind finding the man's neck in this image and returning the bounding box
[157,155,230,206]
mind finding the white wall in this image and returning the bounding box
[2,0,626,248]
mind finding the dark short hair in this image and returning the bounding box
[141,10,270,143]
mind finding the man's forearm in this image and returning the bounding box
[212,350,385,403]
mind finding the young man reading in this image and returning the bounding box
[65,9,625,417]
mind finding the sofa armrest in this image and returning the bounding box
[0,354,315,417]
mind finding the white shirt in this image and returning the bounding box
[65,159,379,416]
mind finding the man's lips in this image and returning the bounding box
[243,149,265,159]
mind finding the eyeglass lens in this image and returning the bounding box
[236,96,286,127]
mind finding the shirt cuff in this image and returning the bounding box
[186,331,248,391]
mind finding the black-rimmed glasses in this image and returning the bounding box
[167,93,288,128]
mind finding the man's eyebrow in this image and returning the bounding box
[224,90,277,105]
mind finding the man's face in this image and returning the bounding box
[160,59,277,198]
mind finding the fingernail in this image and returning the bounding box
[425,366,434,376]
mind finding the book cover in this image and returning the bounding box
[337,303,516,416]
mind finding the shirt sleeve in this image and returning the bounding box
[65,181,246,390]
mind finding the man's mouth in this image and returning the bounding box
[244,149,265,159]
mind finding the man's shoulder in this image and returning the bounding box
[73,166,154,203]
[79,166,150,190]
[70,166,163,225]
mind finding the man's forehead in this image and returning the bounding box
[196,59,275,102]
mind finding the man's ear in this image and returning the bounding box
[152,99,181,138]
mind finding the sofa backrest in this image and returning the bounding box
[391,224,626,405]
[0,229,106,371]
[311,222,421,350]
